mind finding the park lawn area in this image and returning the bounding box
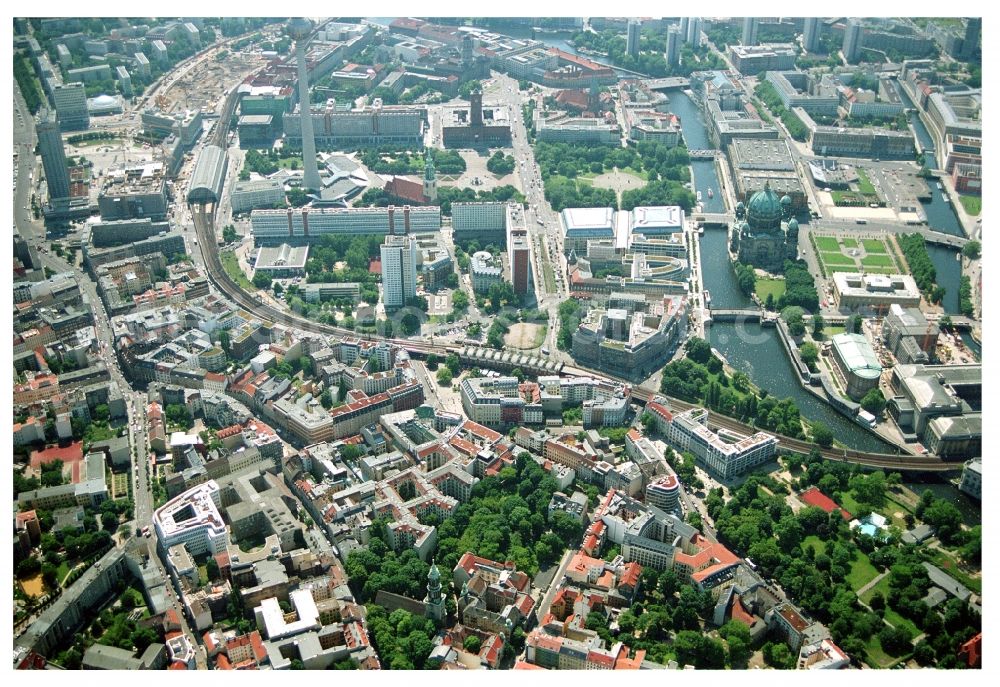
[884,607,920,639]
[198,564,209,586]
[220,251,253,290]
[862,238,889,253]
[277,158,302,170]
[846,550,880,591]
[861,254,896,268]
[928,548,981,595]
[835,491,865,518]
[621,166,649,181]
[959,195,981,216]
[755,278,786,302]
[824,325,846,337]
[814,235,841,252]
[803,535,825,556]
[863,264,903,275]
[820,252,857,267]
[840,237,860,249]
[856,169,877,195]
[56,560,71,586]
[864,633,909,669]
[860,574,891,605]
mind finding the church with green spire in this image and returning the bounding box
[424,559,446,622]
[730,181,799,273]
[422,148,437,202]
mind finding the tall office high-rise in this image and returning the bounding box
[679,17,690,43]
[686,18,702,46]
[802,17,821,53]
[742,17,759,46]
[380,235,417,310]
[626,20,641,58]
[665,26,681,68]
[960,18,981,60]
[288,18,322,192]
[51,82,89,131]
[37,109,71,202]
[842,20,863,64]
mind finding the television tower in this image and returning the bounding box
[289,18,322,192]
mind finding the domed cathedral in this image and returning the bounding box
[730,182,798,273]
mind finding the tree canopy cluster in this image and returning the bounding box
[659,339,805,439]
[897,234,940,298]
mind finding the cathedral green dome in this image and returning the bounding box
[746,183,783,231]
[787,218,799,231]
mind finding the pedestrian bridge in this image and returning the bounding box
[688,150,717,160]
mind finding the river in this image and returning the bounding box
[669,89,894,452]
[893,79,943,170]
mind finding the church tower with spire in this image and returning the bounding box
[424,560,446,622]
[423,149,438,202]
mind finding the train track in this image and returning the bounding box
[191,209,957,474]
[627,387,956,472]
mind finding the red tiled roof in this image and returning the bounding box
[959,632,982,668]
[514,660,544,669]
[29,441,83,469]
[215,654,233,670]
[385,177,428,205]
[168,661,188,670]
[730,593,756,627]
[619,561,641,589]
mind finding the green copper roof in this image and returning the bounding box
[746,182,783,224]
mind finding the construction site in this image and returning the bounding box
[153,47,265,116]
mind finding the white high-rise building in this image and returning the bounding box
[289,18,322,192]
[380,235,417,310]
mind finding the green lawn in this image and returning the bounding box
[860,574,891,604]
[856,168,877,195]
[820,252,857,267]
[862,238,889,254]
[803,535,825,556]
[861,254,896,268]
[835,491,863,517]
[277,155,305,170]
[220,251,253,290]
[824,325,846,337]
[846,551,880,591]
[884,607,919,639]
[840,237,860,249]
[621,166,650,181]
[864,633,909,669]
[755,278,786,303]
[56,561,71,586]
[814,236,841,252]
[959,195,981,216]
